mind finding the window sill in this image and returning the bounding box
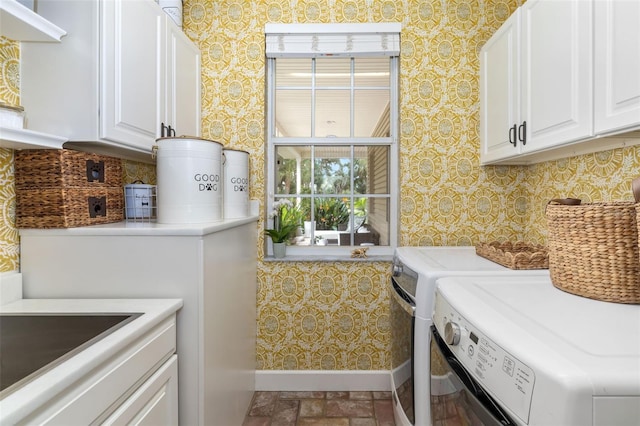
[263,254,393,262]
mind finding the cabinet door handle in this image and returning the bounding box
[518,121,527,145]
[509,124,517,146]
[160,123,176,138]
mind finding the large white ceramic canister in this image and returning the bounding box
[155,137,223,224]
[223,148,250,218]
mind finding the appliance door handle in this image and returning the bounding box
[390,279,416,316]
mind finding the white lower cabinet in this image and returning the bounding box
[18,316,178,425]
[20,219,258,426]
[102,356,178,426]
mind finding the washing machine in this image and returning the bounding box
[431,274,640,425]
[390,246,549,426]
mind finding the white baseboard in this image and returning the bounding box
[255,370,391,392]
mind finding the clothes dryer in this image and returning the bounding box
[390,247,548,426]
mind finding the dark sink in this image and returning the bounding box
[0,313,140,398]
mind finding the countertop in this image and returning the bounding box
[0,298,183,421]
[18,215,259,236]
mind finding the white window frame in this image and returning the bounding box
[265,23,400,258]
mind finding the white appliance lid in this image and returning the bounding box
[396,246,512,273]
[436,275,640,394]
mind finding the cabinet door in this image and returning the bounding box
[479,9,521,164]
[102,355,179,425]
[101,0,162,149]
[594,0,640,135]
[520,0,592,153]
[164,19,201,138]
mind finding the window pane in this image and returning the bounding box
[354,90,389,137]
[316,57,351,87]
[315,197,350,231]
[315,90,351,137]
[339,198,376,246]
[275,89,311,137]
[275,146,312,195]
[356,146,389,194]
[276,58,311,87]
[354,57,390,87]
[363,197,389,246]
[314,146,351,194]
[274,57,392,140]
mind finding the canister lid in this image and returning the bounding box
[155,136,223,146]
[222,147,250,154]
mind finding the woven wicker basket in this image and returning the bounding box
[16,187,124,228]
[475,241,548,270]
[546,201,640,304]
[15,149,122,188]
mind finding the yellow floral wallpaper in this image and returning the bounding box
[0,37,20,271]
[1,1,639,372]
[181,0,533,370]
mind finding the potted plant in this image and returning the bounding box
[265,199,298,257]
[280,201,305,237]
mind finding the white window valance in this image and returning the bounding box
[265,23,401,58]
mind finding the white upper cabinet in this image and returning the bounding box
[20,0,200,162]
[520,0,593,153]
[0,0,69,150]
[594,0,640,135]
[480,9,521,163]
[481,0,593,165]
[100,0,162,149]
[163,22,201,139]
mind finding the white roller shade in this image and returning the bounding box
[265,23,401,58]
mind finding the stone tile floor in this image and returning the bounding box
[243,391,396,426]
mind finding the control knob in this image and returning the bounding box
[444,321,461,346]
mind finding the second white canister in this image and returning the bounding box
[223,148,249,218]
[155,137,223,224]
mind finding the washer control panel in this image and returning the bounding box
[433,289,535,423]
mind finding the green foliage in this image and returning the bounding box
[314,198,350,230]
[354,197,367,217]
[280,202,304,227]
[264,223,298,243]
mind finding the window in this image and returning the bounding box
[265,24,400,257]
